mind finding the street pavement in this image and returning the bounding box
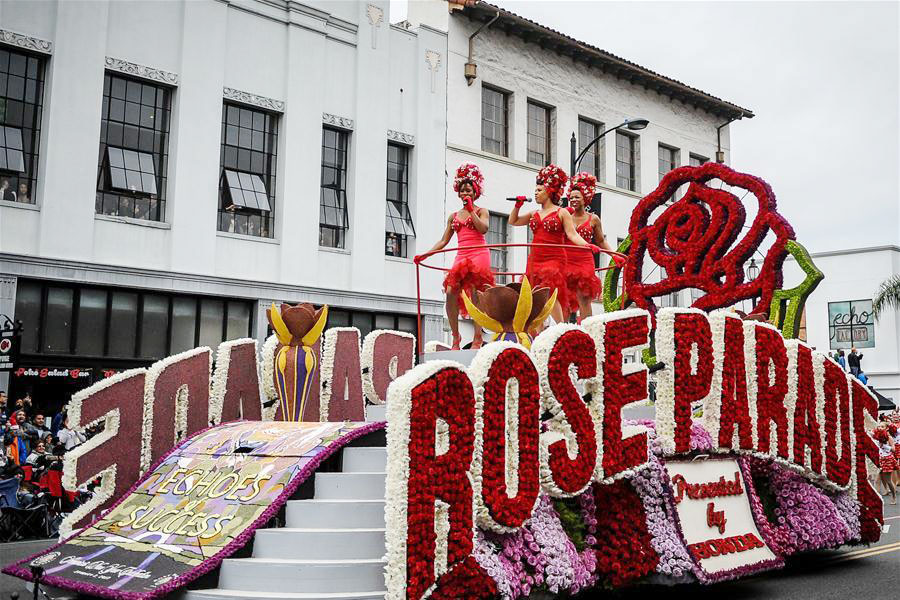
[0,499,896,598]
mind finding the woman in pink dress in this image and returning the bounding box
[509,164,599,328]
[419,163,494,349]
[564,172,621,322]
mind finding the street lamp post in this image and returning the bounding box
[568,118,649,215]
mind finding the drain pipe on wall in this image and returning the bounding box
[465,11,501,86]
[716,112,744,163]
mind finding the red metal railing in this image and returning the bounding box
[413,243,627,354]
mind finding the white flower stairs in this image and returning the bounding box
[183,405,389,600]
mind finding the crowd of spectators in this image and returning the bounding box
[0,390,97,538]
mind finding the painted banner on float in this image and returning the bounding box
[664,458,781,582]
[4,420,383,600]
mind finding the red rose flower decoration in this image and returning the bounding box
[626,162,795,318]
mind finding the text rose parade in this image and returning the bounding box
[384,307,882,600]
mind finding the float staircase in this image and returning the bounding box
[183,404,389,600]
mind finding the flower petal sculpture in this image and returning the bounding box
[267,302,328,421]
[462,277,557,348]
[625,162,795,320]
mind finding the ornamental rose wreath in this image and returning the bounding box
[625,162,795,319]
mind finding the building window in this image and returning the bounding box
[615,131,639,192]
[526,101,551,167]
[578,117,603,180]
[218,102,278,238]
[481,85,508,157]
[385,142,415,257]
[13,279,253,360]
[327,308,417,340]
[658,267,679,308]
[486,212,509,284]
[319,127,350,249]
[0,47,45,204]
[690,153,708,167]
[658,144,678,183]
[96,73,171,221]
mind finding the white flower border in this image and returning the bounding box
[260,334,279,421]
[468,341,539,532]
[319,327,362,422]
[384,359,471,600]
[140,347,212,472]
[361,329,416,405]
[209,338,270,424]
[582,308,652,483]
[59,368,146,538]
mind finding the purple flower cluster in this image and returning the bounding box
[763,462,851,555]
[530,496,594,593]
[828,487,861,541]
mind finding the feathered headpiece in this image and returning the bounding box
[453,163,484,200]
[536,164,568,204]
[568,171,597,204]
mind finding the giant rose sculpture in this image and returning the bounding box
[624,162,795,319]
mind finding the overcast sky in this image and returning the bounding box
[394,1,899,254]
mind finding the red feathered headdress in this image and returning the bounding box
[536,164,568,204]
[873,427,890,443]
[453,163,484,200]
[568,171,597,204]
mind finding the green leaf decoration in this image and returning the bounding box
[768,240,823,339]
[602,236,632,313]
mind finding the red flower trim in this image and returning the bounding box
[672,313,713,453]
[718,316,754,450]
[754,325,790,459]
[850,378,884,543]
[592,480,659,586]
[822,360,853,487]
[792,344,822,474]
[546,330,597,493]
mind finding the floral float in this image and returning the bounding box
[385,164,883,600]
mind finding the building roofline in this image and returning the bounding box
[459,1,754,120]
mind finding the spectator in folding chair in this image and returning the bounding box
[0,469,48,541]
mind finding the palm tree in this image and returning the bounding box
[873,274,900,319]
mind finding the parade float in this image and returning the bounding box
[4,163,884,600]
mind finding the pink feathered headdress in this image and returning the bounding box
[453,163,484,200]
[536,164,568,204]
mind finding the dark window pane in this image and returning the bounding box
[108,292,138,357]
[14,281,41,353]
[199,299,224,348]
[75,289,107,356]
[226,301,250,340]
[351,312,373,339]
[170,297,197,353]
[43,287,74,353]
[139,294,168,358]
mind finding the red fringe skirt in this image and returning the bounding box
[880,453,898,473]
[564,267,602,313]
[526,264,569,318]
[443,257,494,317]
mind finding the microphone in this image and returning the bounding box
[506,196,532,202]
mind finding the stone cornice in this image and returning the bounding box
[223,87,285,112]
[105,56,178,86]
[323,112,354,130]
[0,29,52,55]
[387,130,415,146]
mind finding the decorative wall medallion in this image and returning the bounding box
[322,112,354,130]
[366,4,384,50]
[0,29,52,54]
[223,87,285,112]
[387,130,415,146]
[425,50,442,93]
[105,57,178,85]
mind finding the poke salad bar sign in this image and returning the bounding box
[385,307,883,600]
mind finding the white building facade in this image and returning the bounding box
[785,246,900,403]
[0,0,449,407]
[407,0,752,334]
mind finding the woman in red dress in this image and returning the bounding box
[564,172,621,322]
[509,164,599,327]
[419,163,493,350]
